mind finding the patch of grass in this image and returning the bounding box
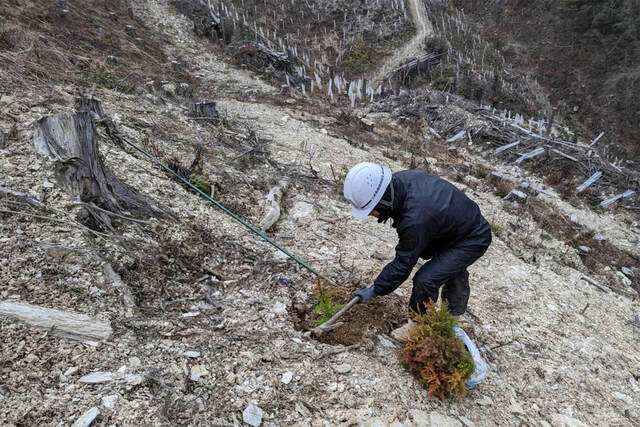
[399,301,475,400]
[93,66,135,93]
[494,180,511,198]
[312,285,345,326]
[189,174,211,194]
[330,164,349,195]
[129,117,148,129]
[471,164,490,179]
[488,220,504,239]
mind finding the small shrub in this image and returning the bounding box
[488,220,504,239]
[334,111,354,126]
[345,38,372,76]
[471,164,490,179]
[331,164,349,195]
[398,302,475,400]
[129,117,148,129]
[494,181,511,197]
[312,285,345,326]
[189,174,211,194]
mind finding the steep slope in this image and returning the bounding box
[451,0,640,157]
[1,1,639,426]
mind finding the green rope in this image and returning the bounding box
[122,137,335,285]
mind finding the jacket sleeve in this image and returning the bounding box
[372,224,431,296]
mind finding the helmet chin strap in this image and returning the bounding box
[376,178,395,209]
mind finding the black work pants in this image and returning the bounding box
[409,244,488,316]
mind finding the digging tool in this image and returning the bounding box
[305,296,360,338]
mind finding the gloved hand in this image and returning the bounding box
[353,286,377,304]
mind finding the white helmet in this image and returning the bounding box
[343,162,392,219]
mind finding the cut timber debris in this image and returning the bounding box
[0,301,112,342]
[33,103,172,222]
[601,190,636,208]
[576,172,602,194]
[495,141,519,154]
[260,180,289,231]
[515,147,545,164]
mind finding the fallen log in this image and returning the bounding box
[0,301,113,342]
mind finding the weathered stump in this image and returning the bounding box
[33,106,172,222]
[190,101,219,121]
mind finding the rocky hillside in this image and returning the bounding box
[1,1,639,426]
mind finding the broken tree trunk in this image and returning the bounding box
[0,301,113,342]
[33,110,172,222]
[74,97,125,148]
[260,180,289,231]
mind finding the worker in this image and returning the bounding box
[343,162,492,342]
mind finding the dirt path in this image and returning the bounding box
[369,0,433,85]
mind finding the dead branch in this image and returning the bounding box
[0,301,113,342]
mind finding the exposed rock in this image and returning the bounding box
[101,394,119,409]
[242,403,263,426]
[125,373,144,386]
[621,267,634,277]
[281,371,293,384]
[428,412,463,427]
[549,414,588,427]
[377,334,397,348]
[64,366,79,377]
[190,365,209,382]
[71,407,100,427]
[161,82,177,97]
[505,189,527,202]
[78,372,116,384]
[409,410,429,426]
[272,301,287,314]
[333,364,352,374]
[474,395,493,406]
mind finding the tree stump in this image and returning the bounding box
[33,108,172,222]
[190,101,219,121]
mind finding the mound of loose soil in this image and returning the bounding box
[292,284,407,346]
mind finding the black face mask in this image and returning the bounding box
[374,180,395,224]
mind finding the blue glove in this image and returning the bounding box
[353,286,377,304]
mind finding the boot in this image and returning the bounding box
[390,319,416,343]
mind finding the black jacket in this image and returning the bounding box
[372,170,491,296]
